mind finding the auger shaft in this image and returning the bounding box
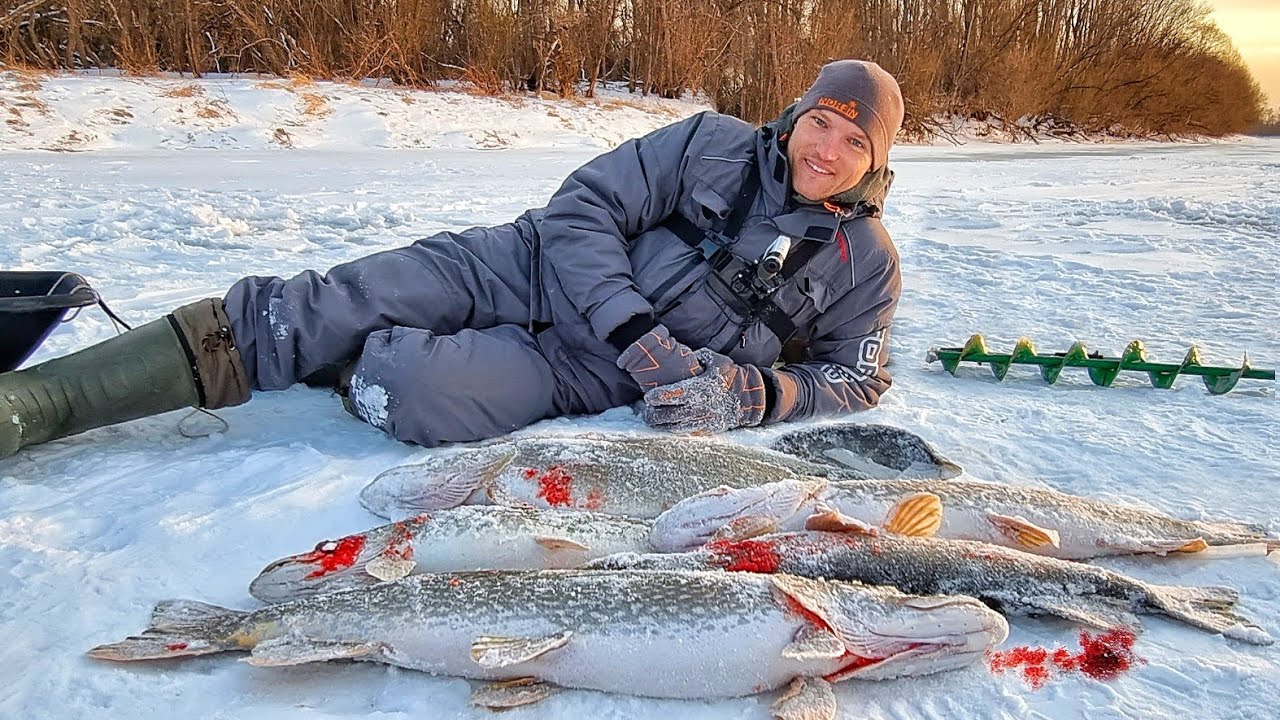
[927,335,1274,395]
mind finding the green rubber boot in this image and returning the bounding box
[0,299,250,459]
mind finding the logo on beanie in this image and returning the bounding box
[816,97,859,120]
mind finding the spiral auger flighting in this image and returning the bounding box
[926,335,1275,395]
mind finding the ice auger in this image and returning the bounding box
[926,334,1274,395]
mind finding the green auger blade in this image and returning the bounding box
[926,334,1275,395]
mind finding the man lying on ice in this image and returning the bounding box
[0,59,904,459]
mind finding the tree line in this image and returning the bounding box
[0,0,1267,137]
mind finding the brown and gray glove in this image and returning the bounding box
[615,323,703,390]
[641,348,767,434]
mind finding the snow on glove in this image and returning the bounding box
[616,323,703,390]
[642,348,767,434]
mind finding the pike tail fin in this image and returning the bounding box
[87,600,250,661]
[1144,584,1274,646]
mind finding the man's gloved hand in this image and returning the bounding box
[641,349,767,434]
[616,323,703,390]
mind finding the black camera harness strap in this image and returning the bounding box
[661,151,828,354]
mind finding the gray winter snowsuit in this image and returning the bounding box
[222,110,901,446]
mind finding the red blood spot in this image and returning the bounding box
[707,538,782,573]
[448,576,461,587]
[382,521,416,560]
[166,643,188,652]
[535,466,574,507]
[304,534,367,579]
[988,627,1143,688]
[584,487,605,511]
[522,468,538,479]
[1076,627,1140,681]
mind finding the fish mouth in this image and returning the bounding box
[650,480,823,551]
[359,450,517,519]
[249,535,384,604]
[249,555,382,604]
[834,597,1009,681]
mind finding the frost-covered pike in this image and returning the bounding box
[769,423,963,479]
[359,430,958,521]
[590,530,1273,645]
[652,478,1280,560]
[250,506,652,603]
[88,570,1008,716]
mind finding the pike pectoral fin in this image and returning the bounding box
[245,634,383,666]
[782,624,846,660]
[804,506,878,535]
[1021,596,1142,632]
[1098,536,1209,555]
[535,535,591,552]
[365,556,416,582]
[883,492,942,537]
[470,630,573,669]
[986,513,1060,549]
[712,515,778,542]
[772,677,837,720]
[470,677,556,709]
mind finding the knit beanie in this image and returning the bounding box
[794,60,904,172]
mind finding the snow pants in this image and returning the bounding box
[223,215,638,446]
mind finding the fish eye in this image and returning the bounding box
[315,540,338,553]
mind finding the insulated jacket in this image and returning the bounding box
[529,110,901,421]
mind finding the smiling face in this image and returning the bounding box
[786,108,874,201]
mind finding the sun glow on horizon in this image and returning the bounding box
[1209,0,1280,106]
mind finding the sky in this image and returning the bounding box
[1209,0,1280,106]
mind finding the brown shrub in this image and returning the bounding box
[0,0,1265,136]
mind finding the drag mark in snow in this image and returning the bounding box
[303,535,368,578]
[533,466,574,507]
[988,627,1144,688]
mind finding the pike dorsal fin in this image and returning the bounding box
[782,624,846,660]
[986,512,1061,549]
[245,634,383,666]
[1097,535,1208,555]
[534,535,591,552]
[470,630,573,669]
[884,492,942,537]
[772,676,837,720]
[804,506,878,535]
[470,677,557,709]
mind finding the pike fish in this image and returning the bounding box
[589,530,1273,645]
[88,570,1008,717]
[359,430,958,522]
[652,478,1279,560]
[769,423,963,479]
[250,506,652,603]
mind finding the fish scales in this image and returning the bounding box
[91,570,1010,701]
[361,435,834,520]
[653,477,1277,560]
[822,479,1273,558]
[591,532,1273,645]
[250,506,654,603]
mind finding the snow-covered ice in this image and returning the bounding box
[1,73,1276,719]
